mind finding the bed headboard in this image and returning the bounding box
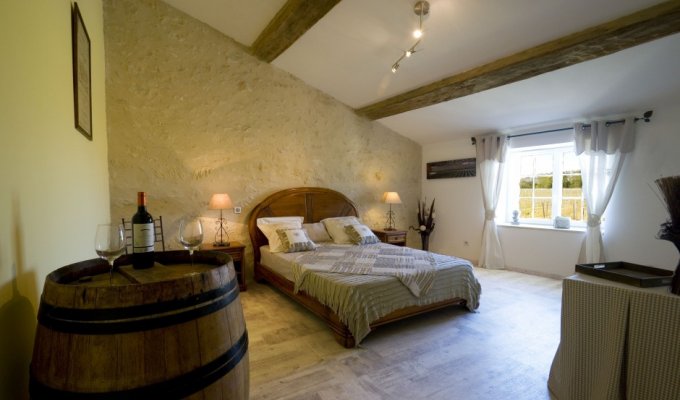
[247,187,359,265]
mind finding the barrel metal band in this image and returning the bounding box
[29,330,248,399]
[37,277,238,334]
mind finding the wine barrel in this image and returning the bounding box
[29,251,249,399]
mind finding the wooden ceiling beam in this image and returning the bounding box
[356,1,680,120]
[251,0,341,62]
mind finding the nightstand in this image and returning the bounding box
[201,241,247,291]
[372,229,407,247]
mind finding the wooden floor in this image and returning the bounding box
[240,268,562,400]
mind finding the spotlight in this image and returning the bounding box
[390,1,429,73]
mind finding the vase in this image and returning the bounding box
[661,233,680,295]
[420,232,430,251]
[670,241,680,295]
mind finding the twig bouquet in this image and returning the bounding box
[655,175,680,295]
[410,198,435,250]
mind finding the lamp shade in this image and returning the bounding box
[382,192,402,204]
[208,193,233,210]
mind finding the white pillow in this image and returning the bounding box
[257,216,304,252]
[321,216,361,244]
[257,216,304,226]
[303,222,332,243]
[345,224,380,245]
[277,228,317,253]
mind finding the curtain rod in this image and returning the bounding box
[470,110,653,146]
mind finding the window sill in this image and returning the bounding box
[497,222,586,233]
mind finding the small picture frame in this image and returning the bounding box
[72,3,92,140]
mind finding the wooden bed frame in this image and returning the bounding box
[247,187,467,347]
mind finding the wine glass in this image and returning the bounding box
[95,223,126,284]
[179,216,203,264]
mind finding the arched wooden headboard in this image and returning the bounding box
[247,187,359,266]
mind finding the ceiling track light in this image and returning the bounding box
[391,1,430,74]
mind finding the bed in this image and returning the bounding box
[247,187,481,347]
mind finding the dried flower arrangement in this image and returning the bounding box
[410,198,435,250]
[655,175,680,295]
[656,176,680,238]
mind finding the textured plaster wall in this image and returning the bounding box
[421,138,483,264]
[1,1,109,397]
[603,101,680,270]
[104,0,422,277]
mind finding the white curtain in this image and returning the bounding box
[475,134,508,269]
[574,117,635,263]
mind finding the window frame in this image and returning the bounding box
[502,142,586,228]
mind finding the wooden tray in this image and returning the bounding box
[576,261,674,287]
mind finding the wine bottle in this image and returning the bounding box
[132,191,155,269]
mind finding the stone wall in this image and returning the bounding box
[104,0,422,279]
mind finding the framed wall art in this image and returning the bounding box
[72,2,92,140]
[426,158,476,179]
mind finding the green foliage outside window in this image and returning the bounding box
[562,175,582,188]
[517,167,585,220]
[514,148,586,223]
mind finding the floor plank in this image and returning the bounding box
[240,268,562,399]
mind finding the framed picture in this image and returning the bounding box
[72,3,92,140]
[426,158,476,179]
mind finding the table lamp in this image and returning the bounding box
[382,191,402,231]
[209,193,233,246]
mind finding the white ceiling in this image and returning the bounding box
[162,0,680,144]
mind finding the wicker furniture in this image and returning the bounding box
[548,273,680,399]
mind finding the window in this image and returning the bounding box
[504,142,585,226]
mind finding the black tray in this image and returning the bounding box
[576,261,674,287]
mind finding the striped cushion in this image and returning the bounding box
[322,216,361,244]
[345,224,380,245]
[277,228,317,253]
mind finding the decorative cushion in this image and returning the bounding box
[321,216,362,244]
[345,224,380,245]
[257,216,304,252]
[277,228,317,253]
[303,222,332,243]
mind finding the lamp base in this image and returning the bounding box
[214,215,229,248]
[384,209,397,232]
[383,227,396,231]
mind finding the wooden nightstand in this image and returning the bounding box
[372,229,407,247]
[201,241,247,291]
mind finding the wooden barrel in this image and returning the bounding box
[29,251,249,399]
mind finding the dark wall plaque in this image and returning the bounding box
[426,158,476,179]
